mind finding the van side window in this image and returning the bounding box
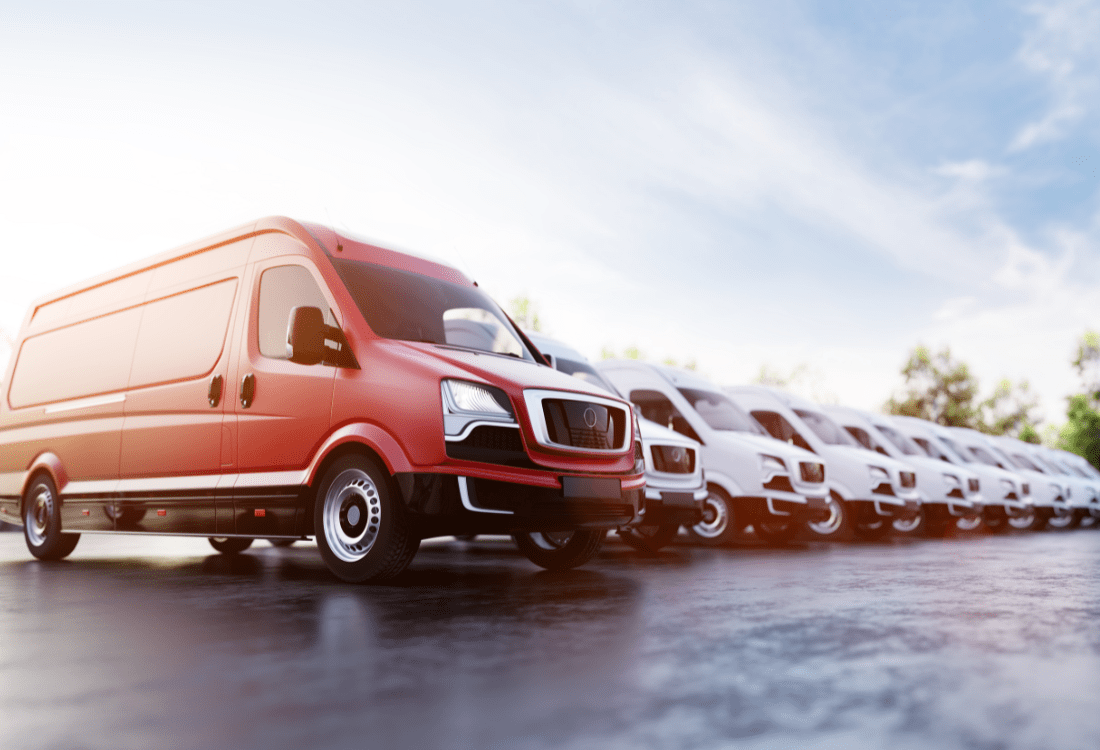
[630,389,702,444]
[258,265,336,359]
[129,279,238,388]
[751,410,814,453]
[8,307,144,408]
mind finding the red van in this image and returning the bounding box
[0,217,643,581]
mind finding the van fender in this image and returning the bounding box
[703,470,744,499]
[21,452,68,499]
[828,480,855,501]
[305,423,415,486]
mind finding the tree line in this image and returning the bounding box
[885,333,1100,469]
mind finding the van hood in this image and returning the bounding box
[638,418,699,448]
[819,443,912,473]
[713,431,820,463]
[394,341,620,401]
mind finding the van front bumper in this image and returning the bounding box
[397,473,642,538]
[629,486,708,528]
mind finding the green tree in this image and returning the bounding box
[885,346,980,427]
[1072,330,1100,396]
[1058,394,1100,468]
[1058,331,1100,467]
[979,378,1040,439]
[508,295,542,332]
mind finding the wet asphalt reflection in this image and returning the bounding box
[3,529,1100,750]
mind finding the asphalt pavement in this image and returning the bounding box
[2,528,1100,750]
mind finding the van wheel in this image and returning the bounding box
[619,523,680,553]
[1046,508,1079,530]
[1008,508,1044,532]
[315,455,419,583]
[688,487,738,546]
[954,514,984,533]
[209,537,253,554]
[893,506,948,538]
[23,474,80,560]
[753,520,799,545]
[805,493,852,540]
[512,529,606,570]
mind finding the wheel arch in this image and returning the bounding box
[19,453,67,516]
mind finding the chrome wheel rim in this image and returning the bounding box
[892,514,921,533]
[530,531,573,550]
[955,515,983,532]
[1007,510,1035,530]
[1046,509,1075,528]
[323,469,381,563]
[692,493,729,539]
[808,497,843,535]
[26,486,53,546]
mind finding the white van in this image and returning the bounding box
[726,387,920,540]
[596,362,828,545]
[982,434,1073,531]
[824,406,982,537]
[893,418,1028,533]
[1051,450,1100,527]
[526,334,707,552]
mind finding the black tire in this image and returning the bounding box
[805,493,853,541]
[314,454,419,583]
[23,474,80,560]
[104,504,147,527]
[852,516,893,541]
[982,507,1010,534]
[1046,508,1080,531]
[893,505,949,538]
[753,519,799,545]
[687,486,739,546]
[209,537,253,554]
[1008,507,1045,532]
[619,523,680,553]
[268,539,297,548]
[512,529,606,570]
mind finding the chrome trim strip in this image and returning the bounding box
[444,421,521,442]
[457,476,513,515]
[116,475,222,493]
[75,530,309,540]
[43,393,126,414]
[522,388,632,454]
[63,479,120,495]
[232,470,308,488]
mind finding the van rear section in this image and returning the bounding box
[0,217,642,581]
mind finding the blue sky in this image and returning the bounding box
[2,1,1099,426]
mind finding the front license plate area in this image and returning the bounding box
[561,476,621,500]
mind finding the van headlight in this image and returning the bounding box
[441,380,515,437]
[943,473,961,488]
[869,466,890,484]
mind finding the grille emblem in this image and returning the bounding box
[583,407,597,428]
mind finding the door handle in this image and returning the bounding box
[208,375,224,408]
[240,373,255,408]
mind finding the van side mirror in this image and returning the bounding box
[286,306,326,365]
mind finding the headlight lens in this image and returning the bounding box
[653,445,695,474]
[799,461,825,483]
[869,466,890,484]
[442,380,512,416]
[943,473,961,488]
[1000,479,1015,496]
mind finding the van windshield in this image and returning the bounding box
[793,409,856,446]
[677,388,764,434]
[333,259,533,361]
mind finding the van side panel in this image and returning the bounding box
[115,237,254,534]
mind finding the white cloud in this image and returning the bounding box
[1011,0,1100,150]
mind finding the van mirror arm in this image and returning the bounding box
[321,324,360,370]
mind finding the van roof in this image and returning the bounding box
[25,216,472,328]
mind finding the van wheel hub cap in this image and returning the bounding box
[27,487,53,547]
[324,470,381,563]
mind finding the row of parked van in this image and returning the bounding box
[1,217,1094,584]
[531,334,1100,549]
